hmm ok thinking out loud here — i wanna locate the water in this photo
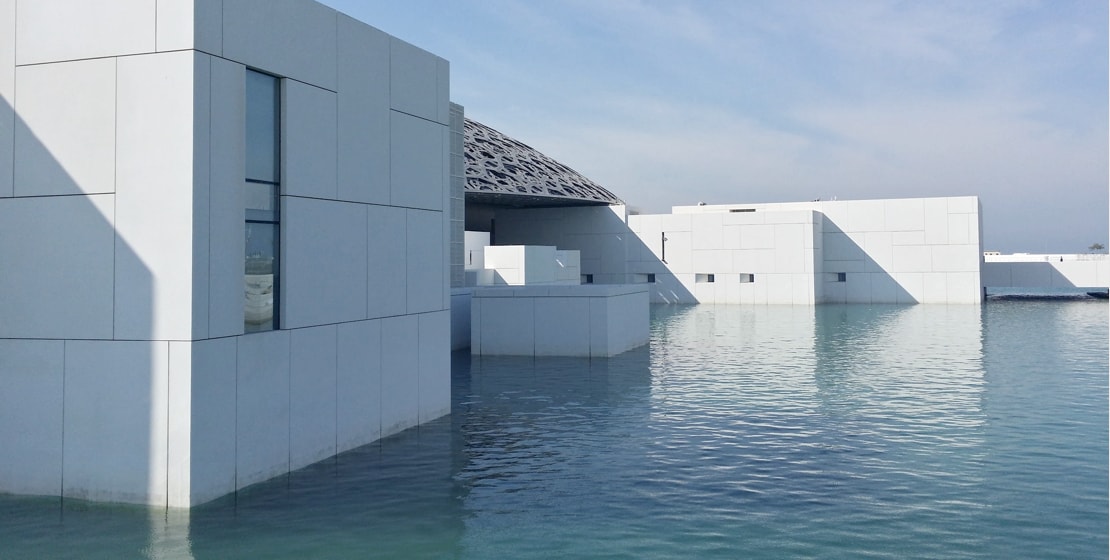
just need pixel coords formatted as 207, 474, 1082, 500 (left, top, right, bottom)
1, 301, 1106, 559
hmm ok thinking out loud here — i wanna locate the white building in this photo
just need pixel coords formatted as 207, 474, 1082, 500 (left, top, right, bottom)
487, 199, 983, 305
0, 0, 451, 508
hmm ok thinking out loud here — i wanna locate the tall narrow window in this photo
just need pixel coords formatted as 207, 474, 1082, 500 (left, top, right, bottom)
244, 70, 280, 333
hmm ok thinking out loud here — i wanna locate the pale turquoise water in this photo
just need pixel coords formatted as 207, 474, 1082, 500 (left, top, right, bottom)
1, 301, 1106, 559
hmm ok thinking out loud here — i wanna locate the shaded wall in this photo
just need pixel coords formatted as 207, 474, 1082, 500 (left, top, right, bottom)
0, 0, 451, 508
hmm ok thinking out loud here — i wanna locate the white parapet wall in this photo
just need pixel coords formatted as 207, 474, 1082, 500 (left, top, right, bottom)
982, 253, 1110, 290
471, 284, 649, 357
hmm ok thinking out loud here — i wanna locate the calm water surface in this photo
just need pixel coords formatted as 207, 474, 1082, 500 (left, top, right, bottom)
1, 302, 1106, 559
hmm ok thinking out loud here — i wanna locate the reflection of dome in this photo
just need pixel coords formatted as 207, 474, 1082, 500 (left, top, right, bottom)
464, 118, 623, 207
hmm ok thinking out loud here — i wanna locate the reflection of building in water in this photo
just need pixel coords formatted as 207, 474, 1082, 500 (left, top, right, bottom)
0, 0, 452, 508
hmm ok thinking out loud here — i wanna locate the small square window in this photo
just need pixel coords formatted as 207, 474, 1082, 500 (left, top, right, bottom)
837, 272, 846, 282
583, 274, 594, 284
647, 273, 656, 283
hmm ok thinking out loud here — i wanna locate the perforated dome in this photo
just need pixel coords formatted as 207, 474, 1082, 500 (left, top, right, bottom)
464, 118, 623, 207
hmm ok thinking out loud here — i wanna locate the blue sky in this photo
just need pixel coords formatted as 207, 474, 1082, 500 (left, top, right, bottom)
321, 0, 1107, 253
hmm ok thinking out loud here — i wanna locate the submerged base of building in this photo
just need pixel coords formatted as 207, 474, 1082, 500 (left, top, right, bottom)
471, 284, 650, 357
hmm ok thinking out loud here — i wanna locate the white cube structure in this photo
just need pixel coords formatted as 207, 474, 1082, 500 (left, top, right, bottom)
493, 197, 983, 304
0, 0, 451, 508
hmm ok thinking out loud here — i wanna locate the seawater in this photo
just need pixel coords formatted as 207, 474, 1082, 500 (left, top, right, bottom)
1, 301, 1106, 559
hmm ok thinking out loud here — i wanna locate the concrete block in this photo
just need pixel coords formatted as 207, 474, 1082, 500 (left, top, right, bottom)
846, 199, 885, 232
0, 340, 64, 496
845, 271, 873, 303
693, 250, 732, 274
816, 200, 848, 230
390, 113, 445, 210
791, 273, 815, 304
892, 272, 923, 304
931, 244, 980, 273
115, 51, 200, 341
337, 319, 382, 451
367, 204, 408, 318
390, 37, 441, 122
884, 198, 925, 231
0, 0, 12, 198
524, 245, 558, 283
236, 330, 290, 490
156, 0, 222, 54
722, 211, 765, 226
864, 232, 893, 273
418, 310, 450, 422
283, 80, 337, 200
436, 57, 450, 125
16, 0, 154, 65
891, 244, 932, 273
15, 58, 116, 196
477, 297, 534, 355
64, 340, 168, 506
660, 213, 693, 231
740, 224, 775, 249
948, 213, 971, 244
222, 0, 337, 89
208, 57, 246, 337
765, 273, 794, 303
946, 272, 980, 303
947, 196, 979, 214
662, 230, 692, 271
823, 232, 864, 262
922, 272, 948, 303
184, 337, 236, 506
407, 209, 446, 313
923, 198, 949, 245
337, 14, 390, 204
892, 231, 926, 246
381, 315, 419, 437
534, 297, 591, 355
0, 194, 115, 339
283, 197, 368, 328
691, 213, 724, 249
290, 325, 338, 471
870, 273, 899, 303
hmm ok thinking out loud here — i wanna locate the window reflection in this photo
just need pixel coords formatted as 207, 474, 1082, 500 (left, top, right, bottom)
245, 222, 277, 332
245, 70, 280, 332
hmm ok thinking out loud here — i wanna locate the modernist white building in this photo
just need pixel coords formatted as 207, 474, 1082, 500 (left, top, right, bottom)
1, 0, 451, 508
459, 120, 984, 306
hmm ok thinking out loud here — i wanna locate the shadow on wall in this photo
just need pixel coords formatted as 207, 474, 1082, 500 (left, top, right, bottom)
0, 90, 161, 507
982, 260, 1104, 292
487, 205, 696, 303
821, 220, 917, 304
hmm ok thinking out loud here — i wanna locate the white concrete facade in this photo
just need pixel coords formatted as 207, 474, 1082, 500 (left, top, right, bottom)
471, 284, 650, 357
493, 197, 983, 304
0, 0, 450, 508
476, 245, 581, 286
982, 253, 1110, 290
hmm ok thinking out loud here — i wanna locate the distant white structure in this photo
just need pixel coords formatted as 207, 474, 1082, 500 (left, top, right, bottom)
982, 253, 1110, 290
490, 197, 985, 305
0, 0, 450, 508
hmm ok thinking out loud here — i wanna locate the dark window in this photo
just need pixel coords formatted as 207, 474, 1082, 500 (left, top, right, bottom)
647, 273, 656, 283
837, 272, 847, 282
245, 70, 280, 333
583, 274, 594, 284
